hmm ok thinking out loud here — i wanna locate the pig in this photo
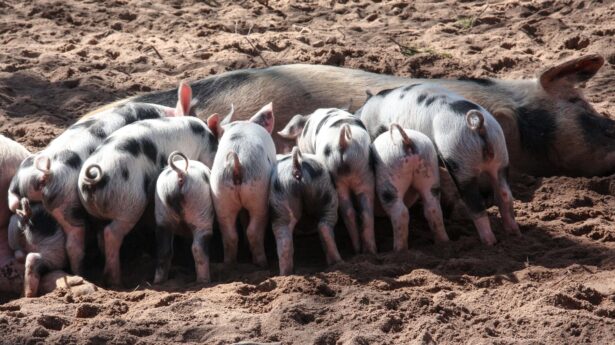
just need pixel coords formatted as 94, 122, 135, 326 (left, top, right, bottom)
269, 147, 341, 275
116, 55, 612, 177
8, 199, 66, 297
7, 82, 193, 277
77, 115, 219, 287
210, 103, 276, 267
153, 151, 214, 284
278, 108, 376, 254
371, 124, 449, 250
0, 135, 30, 266
358, 83, 519, 245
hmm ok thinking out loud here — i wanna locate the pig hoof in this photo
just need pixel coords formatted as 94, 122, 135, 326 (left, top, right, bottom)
24, 290, 37, 298
195, 277, 211, 284
481, 235, 497, 246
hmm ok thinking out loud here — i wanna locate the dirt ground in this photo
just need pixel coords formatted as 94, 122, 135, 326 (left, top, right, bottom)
1, 0, 615, 344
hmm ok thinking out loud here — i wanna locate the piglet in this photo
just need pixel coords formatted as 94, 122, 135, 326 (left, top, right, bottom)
7, 82, 193, 277
278, 108, 376, 254
210, 103, 276, 267
77, 114, 219, 287
154, 151, 214, 284
372, 124, 449, 250
8, 199, 66, 297
269, 147, 341, 275
359, 83, 520, 245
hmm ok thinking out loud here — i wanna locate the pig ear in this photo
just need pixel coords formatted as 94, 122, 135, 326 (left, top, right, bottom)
174, 81, 193, 116
206, 113, 221, 138
250, 102, 275, 133
539, 54, 604, 92
277, 114, 306, 139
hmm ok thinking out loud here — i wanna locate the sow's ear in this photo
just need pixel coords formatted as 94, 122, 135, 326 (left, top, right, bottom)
539, 54, 604, 93
277, 114, 307, 140
250, 102, 275, 134
174, 81, 193, 116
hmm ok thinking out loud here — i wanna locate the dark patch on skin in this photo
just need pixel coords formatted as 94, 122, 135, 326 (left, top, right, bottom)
336, 162, 352, 176
577, 111, 615, 149
376, 88, 394, 97
323, 144, 332, 157
450, 100, 480, 115
431, 186, 441, 198
120, 164, 129, 181
140, 138, 158, 163
134, 105, 164, 120
301, 160, 323, 179
268, 204, 280, 224
157, 154, 166, 168
380, 189, 396, 205
375, 125, 387, 138
166, 188, 184, 215
273, 179, 283, 193
515, 106, 557, 157
229, 133, 242, 141
315, 114, 332, 135
320, 190, 332, 206
87, 146, 97, 155
19, 204, 58, 238
417, 94, 428, 105
425, 96, 442, 107
88, 122, 107, 139
134, 71, 253, 110
53, 150, 82, 170
67, 205, 89, 227
328, 117, 367, 131
201, 171, 209, 184
458, 77, 495, 86
143, 175, 152, 195
207, 132, 218, 152
117, 138, 142, 156
459, 178, 487, 215
189, 120, 206, 136
138, 121, 154, 129
368, 146, 377, 172
403, 84, 420, 92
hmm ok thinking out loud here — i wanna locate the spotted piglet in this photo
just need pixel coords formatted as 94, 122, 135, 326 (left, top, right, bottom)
278, 108, 376, 254
7, 82, 193, 276
8, 199, 66, 297
372, 124, 449, 250
154, 151, 214, 284
269, 147, 341, 275
77, 114, 219, 287
359, 83, 520, 245
210, 103, 276, 267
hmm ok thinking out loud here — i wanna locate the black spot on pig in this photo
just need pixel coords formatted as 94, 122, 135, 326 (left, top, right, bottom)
117, 138, 142, 156
577, 112, 615, 149
368, 147, 377, 171
87, 146, 96, 155
140, 138, 158, 163
458, 179, 487, 215
450, 100, 480, 115
376, 88, 394, 97
425, 95, 443, 107
134, 105, 163, 120
166, 189, 184, 215
380, 188, 396, 205
189, 120, 206, 136
323, 144, 332, 157
88, 123, 107, 139
66, 205, 88, 227
157, 154, 166, 168
315, 115, 333, 135
337, 162, 352, 176
515, 106, 557, 157
143, 176, 152, 195
26, 204, 58, 238
229, 133, 242, 142
268, 204, 281, 224
273, 179, 283, 194
207, 132, 217, 151
320, 191, 332, 206
417, 94, 428, 105
54, 150, 82, 170
201, 171, 209, 184
134, 70, 254, 109
301, 160, 323, 179
375, 125, 387, 137
120, 164, 129, 181
431, 186, 441, 197
138, 121, 153, 129
329, 117, 366, 130
457, 77, 495, 86
403, 84, 420, 92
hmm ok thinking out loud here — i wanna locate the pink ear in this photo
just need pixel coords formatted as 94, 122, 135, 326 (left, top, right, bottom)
174, 82, 193, 116
206, 113, 220, 138
250, 102, 275, 134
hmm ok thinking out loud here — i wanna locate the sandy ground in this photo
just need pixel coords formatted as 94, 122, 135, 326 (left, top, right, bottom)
1, 0, 615, 344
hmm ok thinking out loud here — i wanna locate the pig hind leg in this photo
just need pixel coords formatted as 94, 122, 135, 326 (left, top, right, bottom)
488, 171, 520, 236
458, 179, 496, 246
214, 196, 241, 265
271, 215, 296, 276
103, 219, 138, 287
191, 229, 213, 283
355, 186, 376, 254
24, 253, 47, 297
418, 187, 449, 243
154, 224, 174, 284
244, 196, 269, 267
379, 183, 410, 252
52, 206, 86, 276
336, 184, 361, 254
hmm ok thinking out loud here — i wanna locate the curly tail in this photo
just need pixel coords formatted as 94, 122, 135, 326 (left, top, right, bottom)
389, 123, 415, 154
225, 151, 242, 185
465, 110, 494, 160
339, 124, 353, 153
82, 164, 103, 185
291, 146, 303, 181
168, 151, 189, 187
